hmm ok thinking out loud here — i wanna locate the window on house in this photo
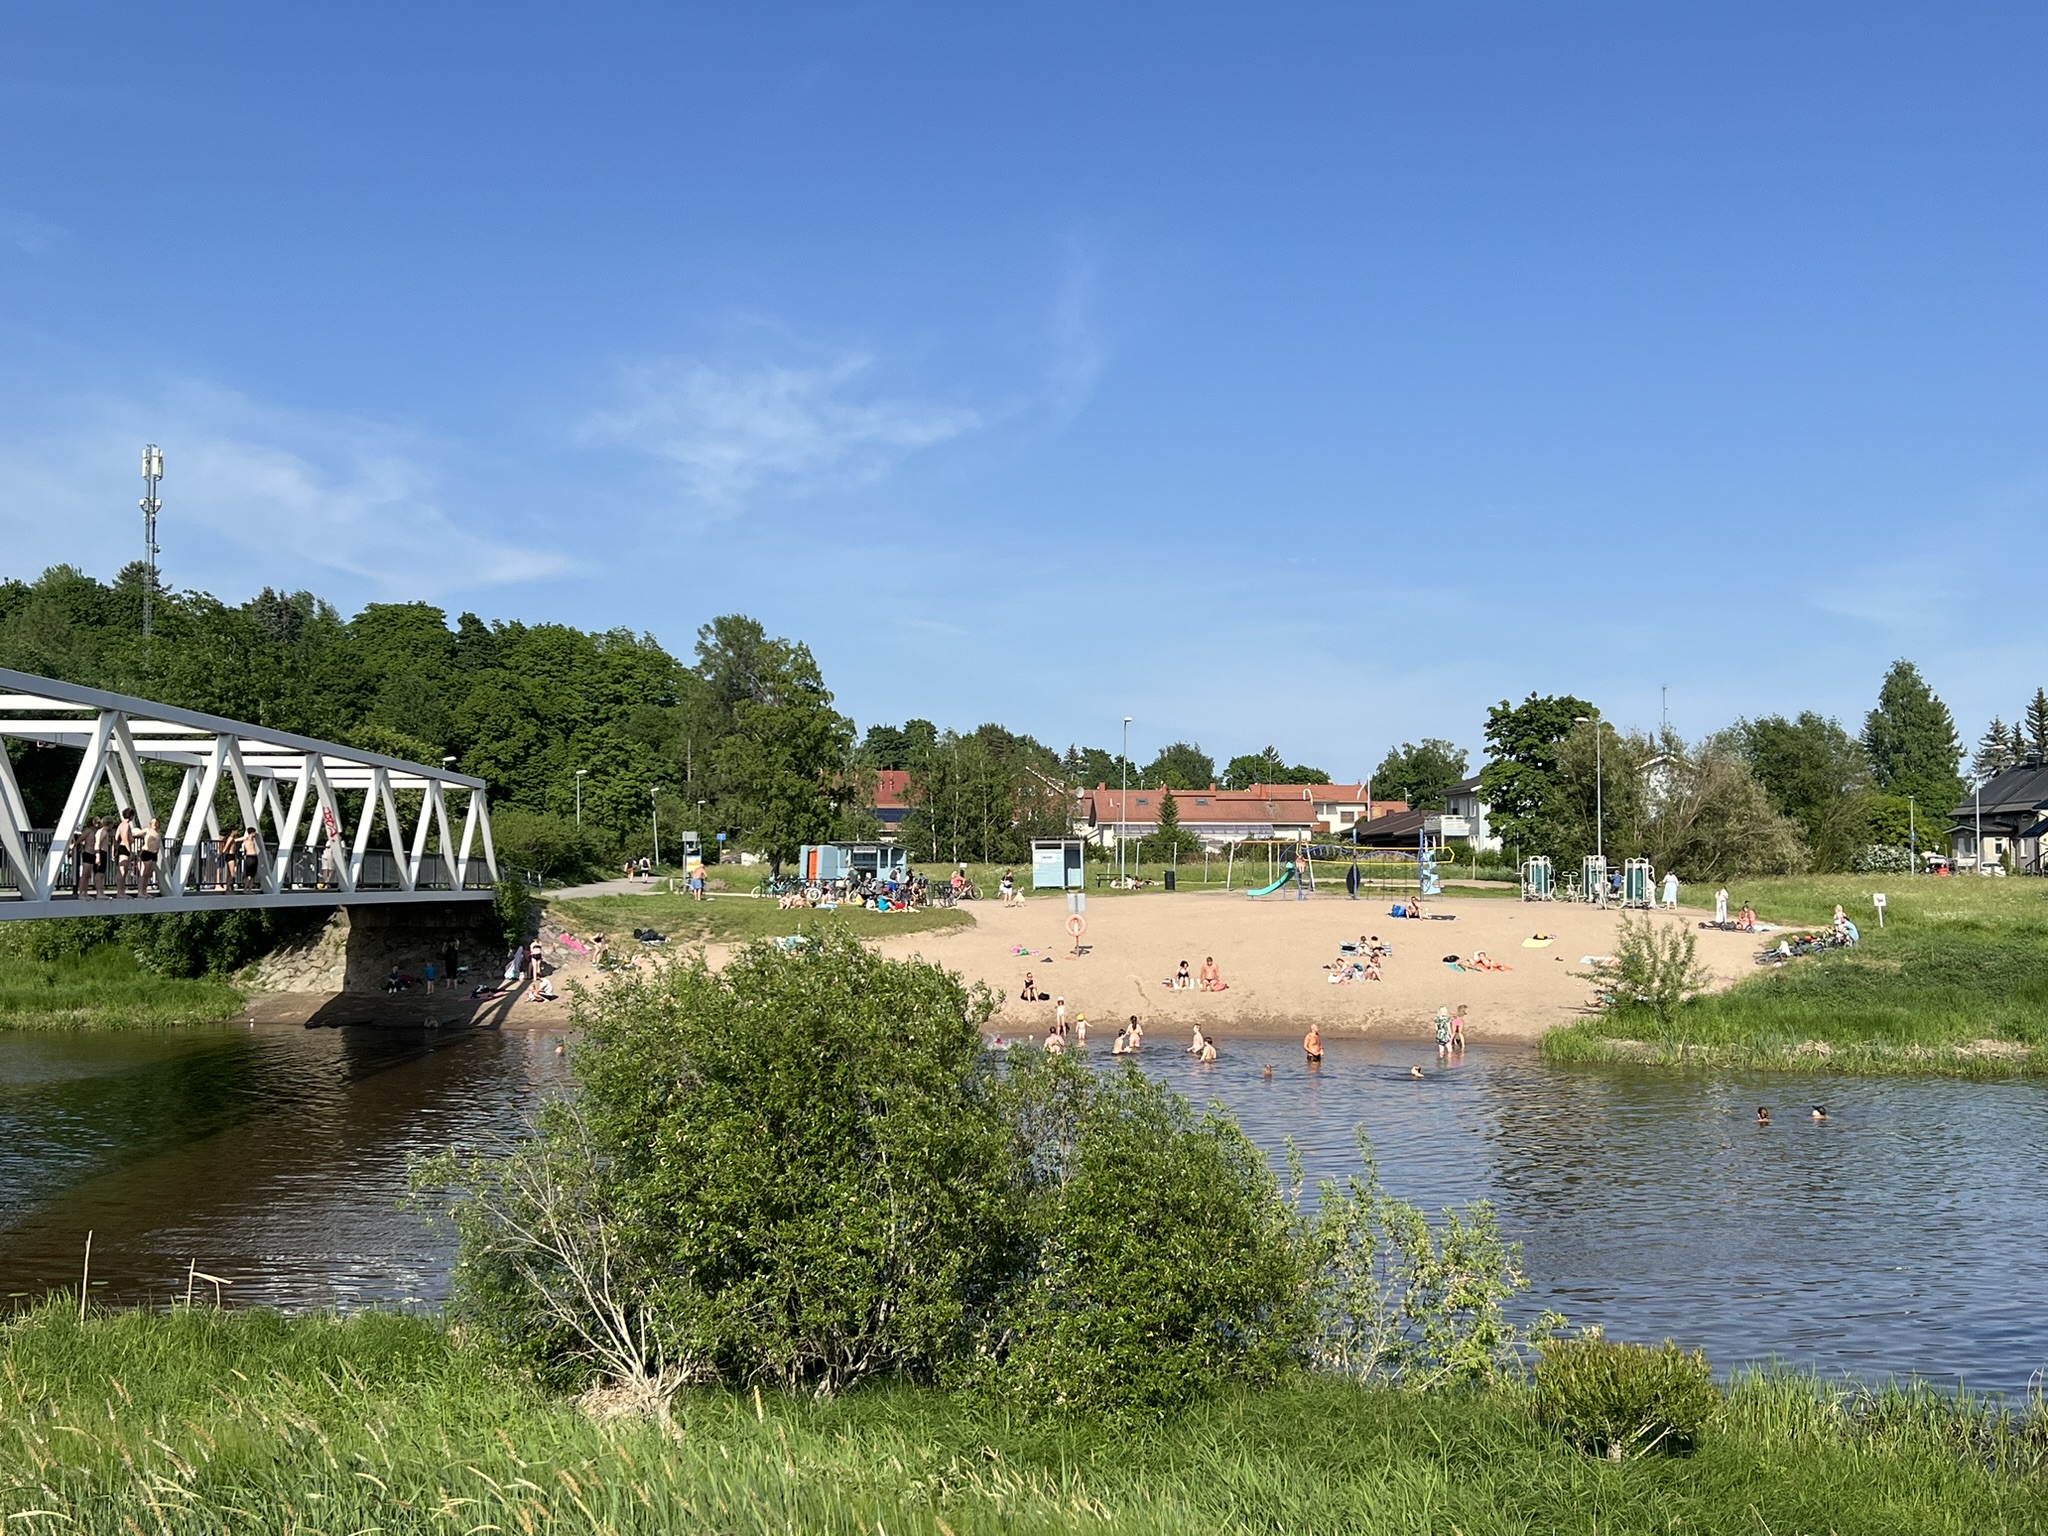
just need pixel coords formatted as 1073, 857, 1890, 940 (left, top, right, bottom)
1195, 798, 1208, 806
1137, 797, 1149, 806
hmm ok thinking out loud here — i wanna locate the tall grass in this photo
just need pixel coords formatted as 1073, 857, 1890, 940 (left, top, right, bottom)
1546, 874, 2048, 1074
1, 1303, 2041, 1533
0, 943, 243, 1031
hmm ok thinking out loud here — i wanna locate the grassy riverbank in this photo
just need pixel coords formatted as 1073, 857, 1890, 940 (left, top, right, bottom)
547, 891, 974, 946
0, 943, 243, 1030
1546, 876, 2048, 1075
1, 1306, 2042, 1534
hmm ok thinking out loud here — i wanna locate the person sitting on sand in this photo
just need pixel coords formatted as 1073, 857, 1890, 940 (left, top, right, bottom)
1175, 959, 1193, 991
1409, 896, 1427, 919
1021, 972, 1039, 1001
1736, 903, 1758, 931
1362, 956, 1382, 981
1303, 1023, 1323, 1063
1199, 956, 1223, 991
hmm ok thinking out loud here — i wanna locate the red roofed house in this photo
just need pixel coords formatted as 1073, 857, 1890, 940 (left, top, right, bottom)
872, 768, 913, 838
1078, 784, 1407, 851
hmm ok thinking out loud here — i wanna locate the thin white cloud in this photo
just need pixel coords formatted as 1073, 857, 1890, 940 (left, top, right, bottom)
1047, 241, 1106, 423
0, 207, 65, 255
578, 354, 980, 509
0, 379, 568, 598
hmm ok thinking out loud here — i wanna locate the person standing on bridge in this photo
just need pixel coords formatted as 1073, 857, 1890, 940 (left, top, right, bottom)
91, 817, 113, 899
242, 826, 263, 892
114, 809, 137, 897
139, 817, 163, 897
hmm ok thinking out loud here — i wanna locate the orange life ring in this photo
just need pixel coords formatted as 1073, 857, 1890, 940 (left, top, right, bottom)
1066, 913, 1087, 938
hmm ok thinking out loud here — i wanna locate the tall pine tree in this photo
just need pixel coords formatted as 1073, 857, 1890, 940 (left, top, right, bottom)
2025, 688, 2048, 763
1973, 718, 2020, 779
1862, 660, 1964, 808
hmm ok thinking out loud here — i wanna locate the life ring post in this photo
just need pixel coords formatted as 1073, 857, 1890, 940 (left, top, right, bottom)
1066, 911, 1087, 954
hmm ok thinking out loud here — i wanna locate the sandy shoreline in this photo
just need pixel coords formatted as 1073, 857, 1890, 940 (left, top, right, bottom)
242, 888, 1763, 1049
869, 889, 1760, 1047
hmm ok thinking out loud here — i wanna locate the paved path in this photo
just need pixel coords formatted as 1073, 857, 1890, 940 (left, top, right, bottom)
545, 877, 665, 900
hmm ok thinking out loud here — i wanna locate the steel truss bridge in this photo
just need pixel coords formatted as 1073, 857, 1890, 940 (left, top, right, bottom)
0, 667, 498, 919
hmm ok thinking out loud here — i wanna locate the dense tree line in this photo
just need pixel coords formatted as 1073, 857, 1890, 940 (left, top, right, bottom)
0, 566, 862, 877
1474, 660, 1977, 878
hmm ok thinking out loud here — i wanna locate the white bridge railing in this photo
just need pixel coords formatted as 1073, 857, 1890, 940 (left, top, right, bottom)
0, 666, 498, 919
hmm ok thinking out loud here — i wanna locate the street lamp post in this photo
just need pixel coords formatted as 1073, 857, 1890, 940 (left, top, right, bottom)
1908, 795, 1916, 872
650, 786, 661, 871
1573, 715, 1603, 864
1975, 777, 1983, 873
1120, 716, 1133, 886
574, 769, 587, 830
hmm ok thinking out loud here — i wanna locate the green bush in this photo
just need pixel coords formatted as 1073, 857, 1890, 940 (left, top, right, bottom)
1580, 914, 1711, 1025
1536, 1335, 1718, 1458
491, 804, 611, 883
430, 932, 1017, 1399
986, 1056, 1304, 1415
492, 876, 531, 948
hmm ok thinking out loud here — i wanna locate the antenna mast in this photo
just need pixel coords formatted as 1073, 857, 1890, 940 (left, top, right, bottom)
140, 445, 164, 640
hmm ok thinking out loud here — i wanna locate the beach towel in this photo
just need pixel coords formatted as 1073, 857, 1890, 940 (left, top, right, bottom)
1521, 935, 1554, 949
1580, 955, 1612, 966
558, 934, 590, 955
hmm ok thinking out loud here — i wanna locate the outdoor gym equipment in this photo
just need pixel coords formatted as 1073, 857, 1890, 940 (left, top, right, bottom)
1521, 856, 1554, 901
1581, 854, 1608, 904
1622, 857, 1654, 909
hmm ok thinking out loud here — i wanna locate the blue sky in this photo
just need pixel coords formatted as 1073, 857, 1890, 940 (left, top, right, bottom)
3, 4, 2043, 774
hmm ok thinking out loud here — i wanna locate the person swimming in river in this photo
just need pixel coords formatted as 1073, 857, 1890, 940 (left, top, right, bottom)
1126, 1014, 1144, 1050
1198, 1037, 1218, 1064
1303, 1023, 1323, 1063
1187, 1025, 1208, 1056
1409, 1064, 1425, 1079
1811, 1104, 1828, 1121
1757, 1106, 1771, 1125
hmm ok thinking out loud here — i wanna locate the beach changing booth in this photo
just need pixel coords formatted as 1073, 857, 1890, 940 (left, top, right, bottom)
798, 842, 908, 884
1031, 837, 1086, 890
1622, 858, 1654, 908
1521, 856, 1554, 901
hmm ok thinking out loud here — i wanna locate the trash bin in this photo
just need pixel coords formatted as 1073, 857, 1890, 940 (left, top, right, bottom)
1164, 869, 1177, 891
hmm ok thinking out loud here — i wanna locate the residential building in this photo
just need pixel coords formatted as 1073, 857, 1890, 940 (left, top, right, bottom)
1077, 784, 1408, 850
1949, 762, 2048, 874
872, 769, 912, 838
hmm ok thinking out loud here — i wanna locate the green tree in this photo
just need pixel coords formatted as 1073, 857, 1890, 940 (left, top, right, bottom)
1634, 730, 1808, 881
1371, 739, 1468, 812
712, 640, 853, 872
1972, 718, 2022, 779
1733, 713, 1871, 871
1143, 785, 1201, 863
1222, 747, 1325, 789
1478, 693, 1595, 856
1062, 743, 1135, 788
1141, 741, 1217, 789
2026, 688, 2048, 762
1861, 660, 1963, 811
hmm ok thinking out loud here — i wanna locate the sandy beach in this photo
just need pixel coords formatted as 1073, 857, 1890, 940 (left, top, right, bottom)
243, 888, 1765, 1047
867, 889, 1762, 1045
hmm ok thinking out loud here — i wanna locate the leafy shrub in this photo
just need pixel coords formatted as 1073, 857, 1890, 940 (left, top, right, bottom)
491, 805, 611, 883
986, 1057, 1304, 1415
1579, 915, 1710, 1024
1295, 1135, 1553, 1388
429, 933, 1017, 1399
1854, 842, 1914, 873
1536, 1335, 1718, 1458
492, 877, 531, 949
0, 908, 324, 978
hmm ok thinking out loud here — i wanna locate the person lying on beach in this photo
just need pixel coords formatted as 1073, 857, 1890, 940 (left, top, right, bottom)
1468, 951, 1510, 972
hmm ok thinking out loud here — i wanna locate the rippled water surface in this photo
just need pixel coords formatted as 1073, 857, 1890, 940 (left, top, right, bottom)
3, 1023, 2045, 1393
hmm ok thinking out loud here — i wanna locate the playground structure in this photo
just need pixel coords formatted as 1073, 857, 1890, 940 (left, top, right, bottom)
1229, 838, 1314, 897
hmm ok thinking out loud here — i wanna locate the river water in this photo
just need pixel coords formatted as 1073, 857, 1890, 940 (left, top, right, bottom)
2, 1022, 2045, 1395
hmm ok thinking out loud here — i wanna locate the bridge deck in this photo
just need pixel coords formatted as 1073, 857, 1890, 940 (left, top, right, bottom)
0, 667, 498, 919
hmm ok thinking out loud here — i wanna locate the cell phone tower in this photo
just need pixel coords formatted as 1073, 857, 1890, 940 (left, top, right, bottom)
140, 444, 164, 640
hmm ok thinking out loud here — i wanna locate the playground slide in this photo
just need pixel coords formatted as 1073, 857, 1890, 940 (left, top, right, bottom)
1245, 864, 1298, 898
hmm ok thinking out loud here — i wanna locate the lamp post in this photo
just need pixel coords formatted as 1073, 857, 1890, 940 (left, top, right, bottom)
1573, 715, 1603, 863
1908, 795, 1916, 872
650, 786, 661, 871
139, 445, 163, 644
1120, 716, 1133, 886
574, 769, 587, 829
1974, 777, 1983, 874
